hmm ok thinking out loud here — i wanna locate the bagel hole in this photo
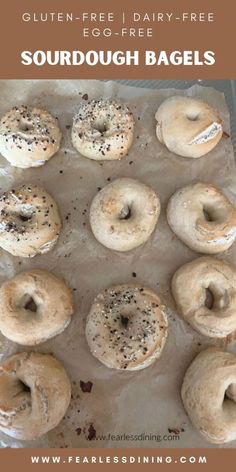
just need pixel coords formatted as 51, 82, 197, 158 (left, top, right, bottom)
119, 205, 131, 220
19, 119, 33, 132
187, 113, 199, 121
16, 205, 35, 223
203, 208, 214, 222
224, 384, 236, 403
20, 294, 38, 313
18, 379, 31, 394
24, 297, 37, 313
93, 120, 107, 134
18, 213, 32, 222
120, 315, 129, 328
205, 288, 214, 310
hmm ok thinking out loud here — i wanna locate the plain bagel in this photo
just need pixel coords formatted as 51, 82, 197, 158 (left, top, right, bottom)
167, 182, 236, 254
181, 348, 236, 444
71, 98, 135, 160
0, 269, 74, 345
0, 351, 71, 440
155, 96, 223, 158
0, 105, 62, 168
0, 184, 61, 257
86, 284, 168, 371
89, 178, 160, 252
172, 256, 236, 338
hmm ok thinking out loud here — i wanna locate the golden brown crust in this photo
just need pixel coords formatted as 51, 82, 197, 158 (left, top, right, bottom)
181, 348, 236, 444
155, 96, 223, 158
90, 178, 160, 252
167, 182, 236, 254
0, 105, 61, 168
0, 352, 71, 440
86, 284, 168, 371
0, 185, 62, 257
172, 256, 236, 338
0, 269, 74, 345
72, 99, 134, 160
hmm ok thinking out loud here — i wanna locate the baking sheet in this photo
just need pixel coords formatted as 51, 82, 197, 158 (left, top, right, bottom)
0, 79, 236, 449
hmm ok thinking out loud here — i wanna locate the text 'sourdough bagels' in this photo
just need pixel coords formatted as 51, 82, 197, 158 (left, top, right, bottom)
172, 256, 236, 338
0, 105, 62, 168
0, 352, 71, 440
86, 284, 168, 370
167, 182, 236, 254
155, 96, 223, 158
0, 184, 61, 257
72, 98, 135, 160
0, 269, 74, 345
89, 178, 161, 251
181, 348, 236, 444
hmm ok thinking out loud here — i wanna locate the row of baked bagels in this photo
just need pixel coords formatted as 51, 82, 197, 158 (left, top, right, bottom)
0, 264, 236, 444
2, 347, 234, 445
0, 178, 236, 257
0, 252, 235, 348
0, 95, 224, 169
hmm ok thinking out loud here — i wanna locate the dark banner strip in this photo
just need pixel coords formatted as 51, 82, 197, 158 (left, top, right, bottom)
0, 0, 235, 78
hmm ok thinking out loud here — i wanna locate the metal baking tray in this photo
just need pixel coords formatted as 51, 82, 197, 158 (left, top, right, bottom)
114, 80, 236, 155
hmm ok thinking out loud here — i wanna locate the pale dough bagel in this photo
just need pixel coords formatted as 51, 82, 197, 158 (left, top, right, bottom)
0, 352, 71, 440
172, 257, 236, 338
71, 99, 135, 160
86, 284, 168, 371
0, 184, 61, 257
155, 96, 223, 158
181, 348, 236, 444
167, 182, 236, 254
0, 269, 74, 345
89, 178, 160, 252
0, 105, 62, 168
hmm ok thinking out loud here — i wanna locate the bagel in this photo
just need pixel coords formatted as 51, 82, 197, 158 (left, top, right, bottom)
172, 256, 236, 338
0, 105, 62, 168
0, 184, 61, 257
0, 351, 71, 440
0, 269, 74, 345
155, 96, 223, 158
167, 182, 236, 254
85, 284, 168, 371
181, 348, 236, 444
89, 178, 160, 252
71, 99, 135, 160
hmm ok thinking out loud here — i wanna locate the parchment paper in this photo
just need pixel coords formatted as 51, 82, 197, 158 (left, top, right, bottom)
0, 80, 236, 449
